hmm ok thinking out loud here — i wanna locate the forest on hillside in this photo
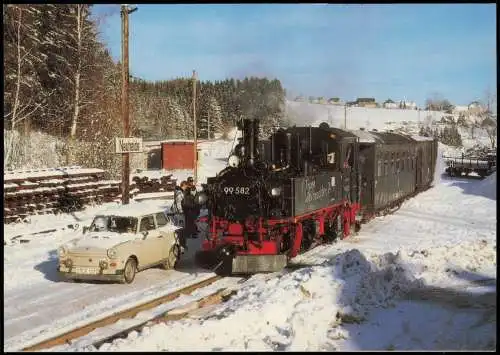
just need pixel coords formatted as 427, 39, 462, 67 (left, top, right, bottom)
3, 4, 287, 172
130, 77, 286, 141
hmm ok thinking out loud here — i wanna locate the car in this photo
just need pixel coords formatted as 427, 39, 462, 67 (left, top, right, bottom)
57, 203, 182, 284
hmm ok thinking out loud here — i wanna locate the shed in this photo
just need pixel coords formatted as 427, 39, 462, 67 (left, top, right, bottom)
161, 140, 207, 170
161, 140, 196, 170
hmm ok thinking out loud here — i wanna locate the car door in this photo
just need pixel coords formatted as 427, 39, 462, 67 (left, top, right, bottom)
154, 212, 177, 259
138, 214, 164, 267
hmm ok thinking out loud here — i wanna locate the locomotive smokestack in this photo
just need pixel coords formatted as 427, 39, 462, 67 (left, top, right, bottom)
242, 118, 259, 166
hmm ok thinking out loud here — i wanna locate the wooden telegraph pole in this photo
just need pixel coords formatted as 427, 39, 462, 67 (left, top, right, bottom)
192, 70, 198, 184
120, 4, 137, 205
344, 103, 347, 129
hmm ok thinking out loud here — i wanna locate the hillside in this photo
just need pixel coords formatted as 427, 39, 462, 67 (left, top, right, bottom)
285, 100, 492, 154
285, 100, 445, 130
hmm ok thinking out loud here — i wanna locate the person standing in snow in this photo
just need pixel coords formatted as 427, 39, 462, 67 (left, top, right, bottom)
181, 181, 199, 239
171, 181, 187, 250
186, 176, 201, 233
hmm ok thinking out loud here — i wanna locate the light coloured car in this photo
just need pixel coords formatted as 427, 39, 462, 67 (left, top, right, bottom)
57, 204, 181, 284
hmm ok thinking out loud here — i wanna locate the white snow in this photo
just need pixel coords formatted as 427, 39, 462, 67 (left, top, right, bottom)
3, 116, 496, 351
285, 100, 445, 130
4, 166, 105, 182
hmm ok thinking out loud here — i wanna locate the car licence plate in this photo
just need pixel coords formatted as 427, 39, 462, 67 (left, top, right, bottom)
73, 267, 98, 274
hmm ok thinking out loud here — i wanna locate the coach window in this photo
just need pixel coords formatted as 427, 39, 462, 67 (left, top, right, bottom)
377, 159, 382, 177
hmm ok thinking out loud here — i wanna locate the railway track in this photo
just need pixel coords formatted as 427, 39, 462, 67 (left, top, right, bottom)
22, 275, 228, 351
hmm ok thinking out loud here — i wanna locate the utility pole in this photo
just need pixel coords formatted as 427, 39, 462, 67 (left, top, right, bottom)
192, 70, 198, 184
344, 104, 347, 129
120, 4, 137, 205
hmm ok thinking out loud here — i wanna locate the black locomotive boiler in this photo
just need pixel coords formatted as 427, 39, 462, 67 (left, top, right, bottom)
195, 119, 437, 275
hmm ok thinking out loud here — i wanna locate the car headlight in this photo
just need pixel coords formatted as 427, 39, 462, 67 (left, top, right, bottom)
107, 248, 117, 258
58, 246, 68, 258
271, 187, 282, 197
228, 155, 240, 168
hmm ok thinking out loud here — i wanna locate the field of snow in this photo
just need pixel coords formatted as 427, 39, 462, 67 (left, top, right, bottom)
285, 100, 446, 131
3, 124, 496, 351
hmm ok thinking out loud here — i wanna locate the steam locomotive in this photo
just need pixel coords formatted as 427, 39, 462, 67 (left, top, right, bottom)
195, 118, 437, 275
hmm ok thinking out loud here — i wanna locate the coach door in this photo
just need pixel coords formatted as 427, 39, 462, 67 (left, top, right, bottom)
341, 140, 359, 204
416, 145, 423, 188
358, 144, 374, 210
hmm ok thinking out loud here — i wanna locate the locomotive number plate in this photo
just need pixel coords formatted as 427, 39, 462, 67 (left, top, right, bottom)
223, 186, 251, 195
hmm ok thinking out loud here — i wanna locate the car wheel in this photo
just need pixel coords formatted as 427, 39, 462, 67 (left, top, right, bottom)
163, 245, 179, 270
122, 258, 137, 284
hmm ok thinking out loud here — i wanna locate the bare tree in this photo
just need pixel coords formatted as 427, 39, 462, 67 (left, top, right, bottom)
480, 115, 496, 149
425, 92, 454, 112
3, 5, 53, 168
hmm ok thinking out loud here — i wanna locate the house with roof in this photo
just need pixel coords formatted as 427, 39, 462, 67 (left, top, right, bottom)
452, 105, 469, 114
327, 97, 344, 105
383, 99, 399, 109
355, 97, 378, 108
468, 101, 485, 114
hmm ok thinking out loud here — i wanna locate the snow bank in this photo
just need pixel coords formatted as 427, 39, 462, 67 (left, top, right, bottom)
80, 236, 495, 352
476, 172, 497, 200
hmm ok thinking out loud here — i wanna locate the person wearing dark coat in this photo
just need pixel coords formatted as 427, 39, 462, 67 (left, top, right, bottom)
181, 182, 198, 239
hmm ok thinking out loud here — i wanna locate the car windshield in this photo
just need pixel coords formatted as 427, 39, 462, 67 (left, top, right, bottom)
90, 216, 138, 234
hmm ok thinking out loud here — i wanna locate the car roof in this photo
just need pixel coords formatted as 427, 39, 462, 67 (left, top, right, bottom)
96, 201, 172, 218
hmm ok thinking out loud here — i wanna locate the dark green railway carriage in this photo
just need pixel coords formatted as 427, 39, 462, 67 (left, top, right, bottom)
412, 135, 438, 191
352, 129, 437, 217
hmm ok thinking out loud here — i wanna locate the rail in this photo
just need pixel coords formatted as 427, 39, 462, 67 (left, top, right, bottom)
21, 275, 223, 351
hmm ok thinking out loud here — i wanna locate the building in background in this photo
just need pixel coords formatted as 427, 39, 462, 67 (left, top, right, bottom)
383, 99, 399, 109
355, 97, 378, 108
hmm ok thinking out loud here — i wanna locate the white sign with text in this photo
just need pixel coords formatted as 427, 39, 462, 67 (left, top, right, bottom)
115, 137, 143, 153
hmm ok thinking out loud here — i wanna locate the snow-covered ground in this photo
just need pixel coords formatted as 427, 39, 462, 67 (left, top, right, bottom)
4, 123, 496, 351
285, 100, 445, 130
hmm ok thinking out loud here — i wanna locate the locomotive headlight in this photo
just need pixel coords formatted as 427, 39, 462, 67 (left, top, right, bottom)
196, 191, 208, 205
228, 155, 240, 168
271, 187, 282, 197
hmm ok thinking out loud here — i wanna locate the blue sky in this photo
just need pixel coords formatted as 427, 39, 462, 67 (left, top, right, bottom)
93, 4, 496, 107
